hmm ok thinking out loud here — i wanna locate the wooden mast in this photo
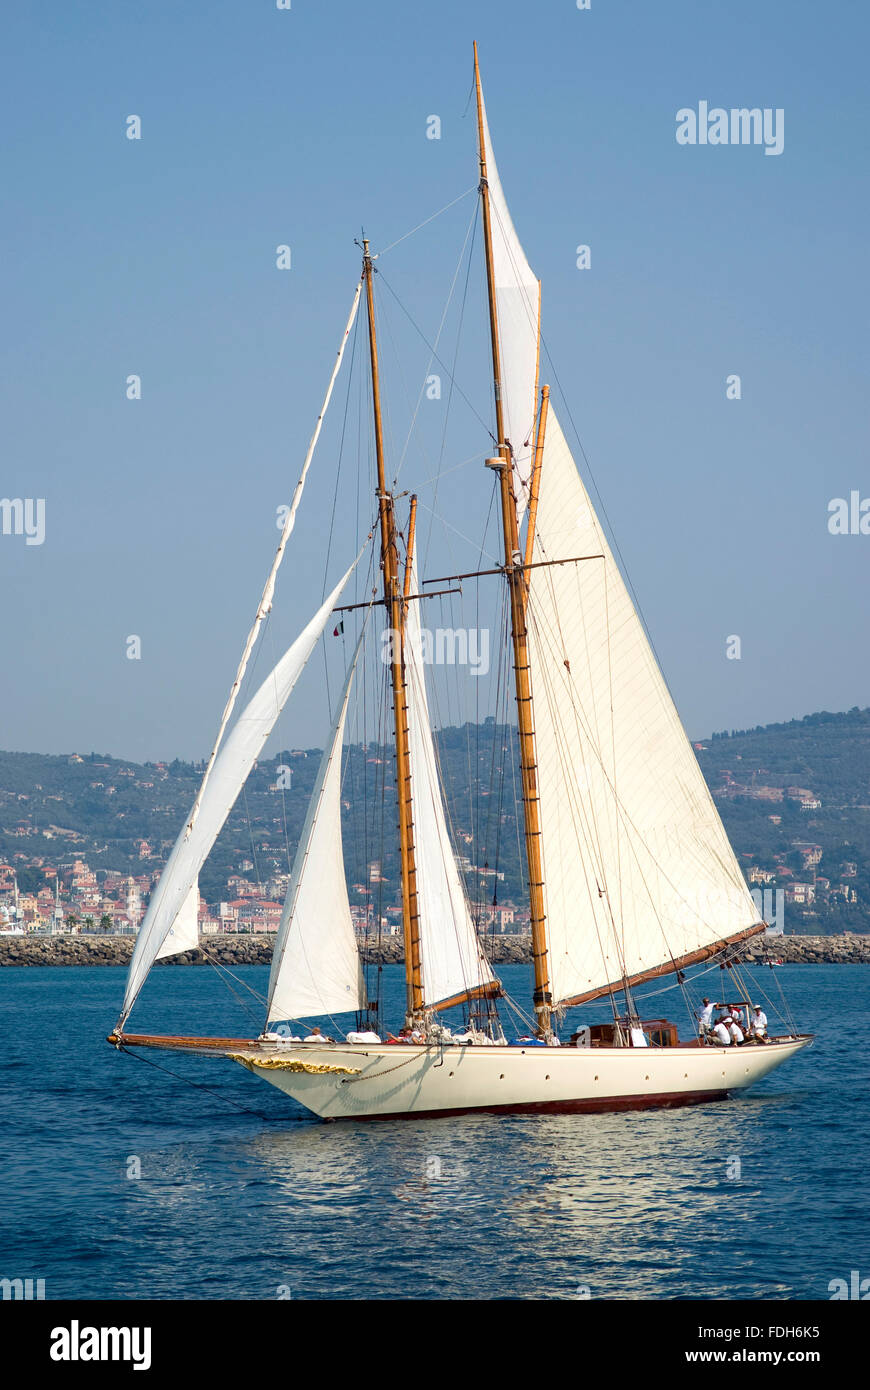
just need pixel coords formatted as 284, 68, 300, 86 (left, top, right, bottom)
362, 242, 423, 1018
473, 44, 553, 1038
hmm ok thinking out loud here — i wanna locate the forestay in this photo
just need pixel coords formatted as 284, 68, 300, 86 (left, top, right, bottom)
525, 407, 762, 1005
118, 564, 357, 1026
404, 558, 497, 1007
266, 641, 366, 1023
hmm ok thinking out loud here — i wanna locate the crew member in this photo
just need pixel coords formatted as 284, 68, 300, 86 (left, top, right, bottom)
727, 1016, 745, 1045
749, 1005, 768, 1041
303, 1024, 334, 1043
698, 997, 715, 1033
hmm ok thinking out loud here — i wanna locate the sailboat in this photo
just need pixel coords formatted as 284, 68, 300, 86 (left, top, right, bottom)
108, 47, 811, 1120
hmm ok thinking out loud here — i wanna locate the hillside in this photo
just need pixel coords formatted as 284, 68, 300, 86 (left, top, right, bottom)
2, 706, 869, 933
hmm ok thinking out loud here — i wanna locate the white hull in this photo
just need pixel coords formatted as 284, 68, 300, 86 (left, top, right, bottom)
230, 1035, 811, 1121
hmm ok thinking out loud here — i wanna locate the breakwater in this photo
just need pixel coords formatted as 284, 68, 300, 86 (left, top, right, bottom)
1, 932, 868, 968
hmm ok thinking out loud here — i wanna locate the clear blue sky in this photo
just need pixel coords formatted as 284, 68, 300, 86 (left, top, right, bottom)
2, 0, 867, 760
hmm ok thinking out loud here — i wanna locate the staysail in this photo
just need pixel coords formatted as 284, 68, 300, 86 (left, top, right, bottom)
525, 408, 762, 1005
118, 563, 358, 1026
266, 640, 366, 1023
404, 558, 498, 1008
478, 84, 540, 522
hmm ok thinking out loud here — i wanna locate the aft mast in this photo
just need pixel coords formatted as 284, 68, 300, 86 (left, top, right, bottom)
473, 44, 552, 1038
362, 241, 424, 1021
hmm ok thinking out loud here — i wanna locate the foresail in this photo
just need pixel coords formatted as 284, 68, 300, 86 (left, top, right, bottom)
154, 877, 199, 960
266, 644, 365, 1023
119, 563, 357, 1026
525, 408, 762, 1006
404, 559, 497, 1008
478, 88, 540, 521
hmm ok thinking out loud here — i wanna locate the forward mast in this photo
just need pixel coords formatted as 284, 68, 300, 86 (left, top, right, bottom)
362, 242, 424, 1021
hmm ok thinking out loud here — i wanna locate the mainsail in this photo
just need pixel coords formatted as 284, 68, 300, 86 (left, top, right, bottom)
118, 563, 357, 1026
525, 409, 762, 1005
266, 641, 366, 1024
404, 558, 498, 1008
477, 60, 761, 1008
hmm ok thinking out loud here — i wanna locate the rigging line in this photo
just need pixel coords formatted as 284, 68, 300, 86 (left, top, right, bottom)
200, 956, 268, 1031
263, 603, 294, 884
395, 199, 479, 486
524, 595, 631, 1003
372, 186, 477, 259
199, 943, 269, 1008
116, 1043, 272, 1122
484, 181, 679, 708
338, 1050, 427, 1084
185, 280, 362, 840
485, 196, 541, 453
526, 565, 748, 948
423, 207, 480, 569
375, 270, 426, 490
414, 494, 502, 568
240, 773, 264, 898
322, 291, 362, 601
407, 603, 495, 1000
499, 988, 539, 1036
479, 595, 510, 940
485, 184, 699, 741
321, 294, 363, 717
415, 450, 491, 492
267, 619, 373, 1024
491, 599, 515, 947
537, 332, 678, 699
375, 269, 495, 441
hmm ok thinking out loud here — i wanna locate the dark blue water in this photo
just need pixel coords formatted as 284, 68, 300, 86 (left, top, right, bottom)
1, 962, 866, 1300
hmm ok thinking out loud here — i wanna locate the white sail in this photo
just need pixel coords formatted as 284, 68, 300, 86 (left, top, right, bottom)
154, 878, 199, 960
525, 408, 761, 1005
119, 563, 357, 1025
404, 559, 497, 1007
479, 88, 540, 521
266, 644, 365, 1023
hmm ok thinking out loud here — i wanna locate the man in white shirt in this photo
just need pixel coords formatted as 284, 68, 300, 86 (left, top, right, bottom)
303, 1025, 334, 1044
727, 1017, 745, 1045
749, 1006, 768, 1041
698, 998, 715, 1033
711, 1020, 732, 1046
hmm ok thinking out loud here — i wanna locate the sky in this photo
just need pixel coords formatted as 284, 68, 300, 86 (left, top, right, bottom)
2, 0, 868, 761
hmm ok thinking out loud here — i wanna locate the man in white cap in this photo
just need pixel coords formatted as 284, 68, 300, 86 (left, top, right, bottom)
727, 1014, 745, 1045
749, 1005, 769, 1042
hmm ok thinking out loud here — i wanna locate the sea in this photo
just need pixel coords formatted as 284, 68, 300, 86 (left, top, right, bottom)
1, 961, 867, 1301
